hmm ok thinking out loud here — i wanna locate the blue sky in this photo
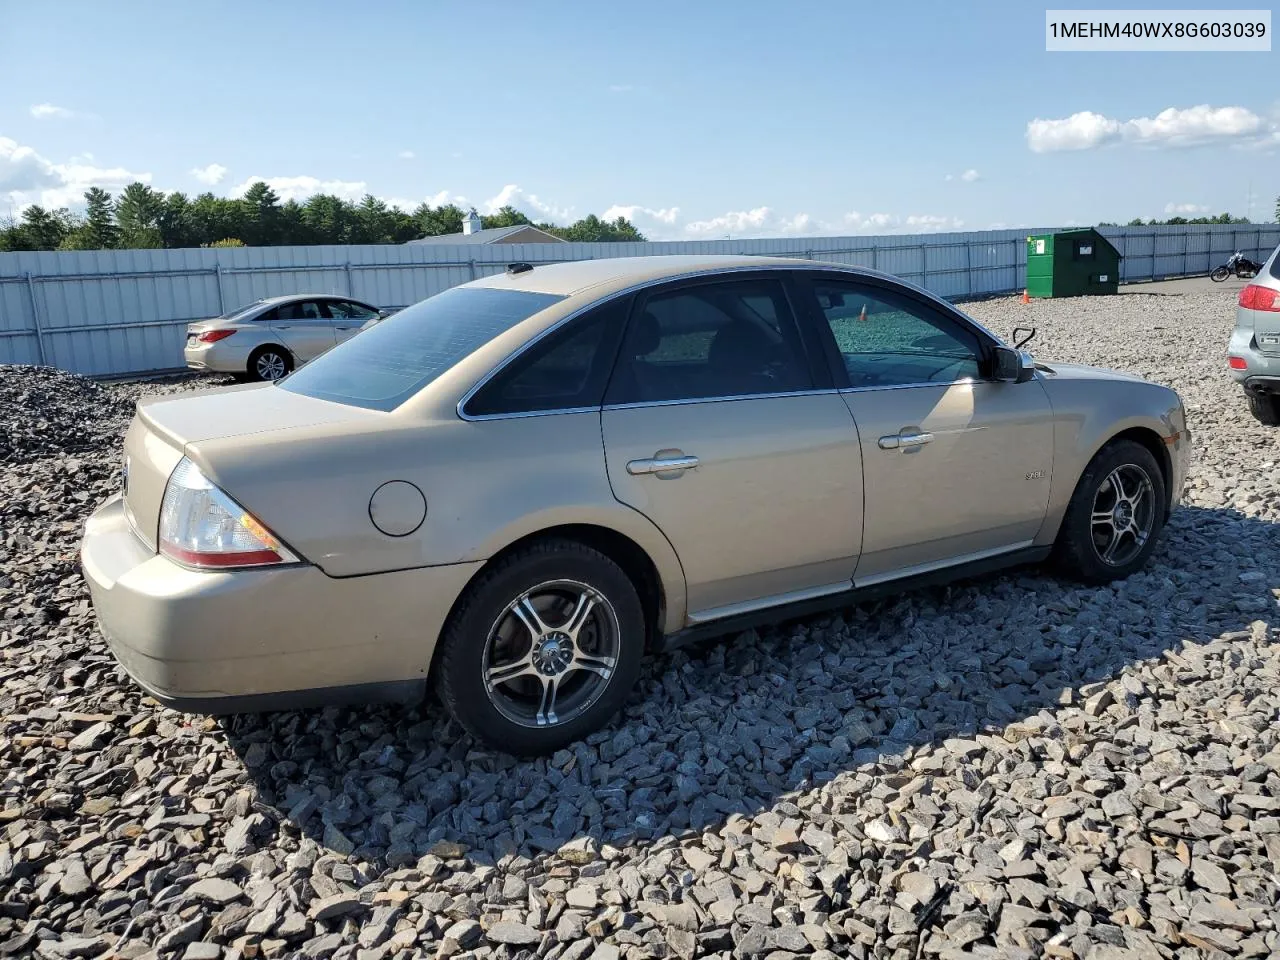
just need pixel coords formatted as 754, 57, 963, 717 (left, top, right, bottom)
1, 0, 1277, 238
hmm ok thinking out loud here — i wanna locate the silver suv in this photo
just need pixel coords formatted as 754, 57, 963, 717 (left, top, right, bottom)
1229, 242, 1280, 425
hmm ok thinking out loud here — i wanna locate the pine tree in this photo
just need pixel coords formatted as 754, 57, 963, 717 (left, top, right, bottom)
83, 187, 118, 249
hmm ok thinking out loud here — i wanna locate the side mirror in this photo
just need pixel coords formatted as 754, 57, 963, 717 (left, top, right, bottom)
992, 346, 1035, 383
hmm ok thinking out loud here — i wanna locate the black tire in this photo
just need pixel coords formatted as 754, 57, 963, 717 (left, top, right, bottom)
1210, 266, 1230, 282
435, 539, 645, 755
247, 346, 293, 382
1247, 392, 1280, 426
1054, 439, 1167, 584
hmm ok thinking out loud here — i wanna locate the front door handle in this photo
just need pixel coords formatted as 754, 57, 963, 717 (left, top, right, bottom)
627, 454, 699, 476
879, 431, 934, 450
899, 431, 933, 447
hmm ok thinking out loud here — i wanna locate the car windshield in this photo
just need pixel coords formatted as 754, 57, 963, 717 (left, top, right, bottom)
278, 287, 565, 411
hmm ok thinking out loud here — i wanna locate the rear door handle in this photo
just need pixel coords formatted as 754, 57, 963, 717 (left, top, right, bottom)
879, 431, 933, 450
627, 455, 699, 476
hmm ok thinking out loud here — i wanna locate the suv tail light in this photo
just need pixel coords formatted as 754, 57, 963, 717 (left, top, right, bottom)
158, 458, 298, 568
196, 329, 237, 343
1238, 284, 1280, 311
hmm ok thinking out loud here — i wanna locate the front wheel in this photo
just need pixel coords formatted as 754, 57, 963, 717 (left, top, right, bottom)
1210, 266, 1230, 282
1054, 439, 1167, 584
1247, 392, 1280, 426
435, 540, 646, 755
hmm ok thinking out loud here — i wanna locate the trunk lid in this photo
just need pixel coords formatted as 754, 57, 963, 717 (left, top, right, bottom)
122, 384, 384, 552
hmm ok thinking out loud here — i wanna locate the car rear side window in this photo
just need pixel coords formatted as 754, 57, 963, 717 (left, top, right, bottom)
809, 280, 983, 388
279, 287, 565, 411
464, 297, 627, 417
604, 279, 813, 405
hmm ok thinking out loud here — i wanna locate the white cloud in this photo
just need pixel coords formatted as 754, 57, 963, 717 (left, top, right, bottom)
602, 203, 680, 226
1027, 104, 1273, 152
1, 136, 151, 211
29, 103, 74, 120
1164, 202, 1210, 215
484, 183, 573, 223
1127, 105, 1261, 145
1026, 111, 1123, 152
229, 175, 367, 203
397, 150, 415, 159
960, 168, 981, 182
190, 163, 227, 185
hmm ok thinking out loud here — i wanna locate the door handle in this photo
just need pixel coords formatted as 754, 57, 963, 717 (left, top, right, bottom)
334, 326, 352, 331
627, 455, 699, 476
899, 431, 933, 447
879, 431, 933, 450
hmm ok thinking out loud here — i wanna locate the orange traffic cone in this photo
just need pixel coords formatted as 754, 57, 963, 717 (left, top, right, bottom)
857, 304, 868, 322
1022, 289, 1030, 304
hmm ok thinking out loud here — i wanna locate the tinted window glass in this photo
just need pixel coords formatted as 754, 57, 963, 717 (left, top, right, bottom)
330, 300, 379, 320
218, 301, 267, 321
280, 287, 564, 411
466, 298, 626, 416
277, 300, 325, 321
812, 282, 982, 388
605, 280, 811, 405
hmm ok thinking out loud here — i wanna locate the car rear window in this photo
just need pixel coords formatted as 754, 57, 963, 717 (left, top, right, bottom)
278, 287, 564, 411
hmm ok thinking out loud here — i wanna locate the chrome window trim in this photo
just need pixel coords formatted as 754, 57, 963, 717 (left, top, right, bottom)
456, 261, 1002, 422
839, 377, 981, 395
603, 388, 840, 412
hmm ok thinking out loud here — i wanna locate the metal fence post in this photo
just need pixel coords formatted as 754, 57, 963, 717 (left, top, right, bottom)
468, 258, 477, 280
344, 262, 354, 295
214, 263, 226, 314
24, 272, 47, 366
964, 240, 973, 297
1181, 230, 1189, 277
919, 243, 928, 290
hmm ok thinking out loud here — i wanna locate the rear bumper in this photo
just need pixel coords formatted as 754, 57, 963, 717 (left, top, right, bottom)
81, 494, 482, 713
1228, 328, 1280, 387
184, 341, 250, 374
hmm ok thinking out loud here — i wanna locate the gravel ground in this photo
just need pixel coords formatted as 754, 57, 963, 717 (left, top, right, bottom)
2, 285, 1278, 960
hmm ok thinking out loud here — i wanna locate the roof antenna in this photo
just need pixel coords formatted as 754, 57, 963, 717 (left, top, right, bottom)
506, 262, 533, 275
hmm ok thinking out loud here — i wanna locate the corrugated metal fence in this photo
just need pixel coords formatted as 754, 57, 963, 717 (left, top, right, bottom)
1, 223, 1276, 377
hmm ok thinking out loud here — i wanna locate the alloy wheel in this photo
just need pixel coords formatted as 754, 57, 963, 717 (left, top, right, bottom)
1089, 463, 1156, 567
256, 352, 288, 381
481, 579, 620, 728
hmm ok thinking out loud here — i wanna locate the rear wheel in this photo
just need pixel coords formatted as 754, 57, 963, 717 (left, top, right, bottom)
435, 540, 645, 755
248, 346, 292, 382
1210, 266, 1230, 282
1247, 392, 1280, 426
1054, 439, 1166, 584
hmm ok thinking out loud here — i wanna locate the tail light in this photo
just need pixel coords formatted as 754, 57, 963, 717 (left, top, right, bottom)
1229, 356, 1248, 370
196, 329, 237, 343
1238, 285, 1280, 312
158, 458, 298, 569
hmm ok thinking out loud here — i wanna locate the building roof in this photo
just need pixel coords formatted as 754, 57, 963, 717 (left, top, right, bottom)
404, 224, 566, 246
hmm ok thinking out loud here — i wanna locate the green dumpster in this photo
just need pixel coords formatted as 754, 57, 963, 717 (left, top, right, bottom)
1026, 228, 1121, 298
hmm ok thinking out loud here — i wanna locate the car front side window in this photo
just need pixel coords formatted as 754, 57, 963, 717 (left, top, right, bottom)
809, 280, 983, 389
604, 279, 813, 405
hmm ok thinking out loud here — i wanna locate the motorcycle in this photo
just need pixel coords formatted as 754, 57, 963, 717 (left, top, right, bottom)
1211, 251, 1263, 282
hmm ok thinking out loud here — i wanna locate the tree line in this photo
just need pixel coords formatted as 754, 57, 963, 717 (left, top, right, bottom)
0, 181, 647, 252
1098, 211, 1259, 227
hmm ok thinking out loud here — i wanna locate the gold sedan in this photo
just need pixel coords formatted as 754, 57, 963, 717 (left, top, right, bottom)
81, 256, 1190, 755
